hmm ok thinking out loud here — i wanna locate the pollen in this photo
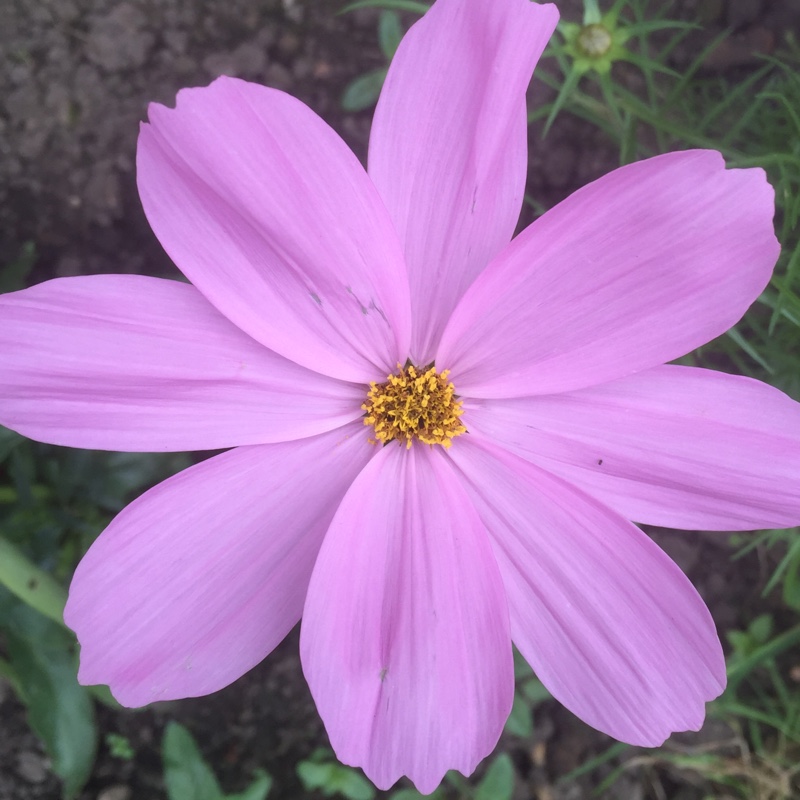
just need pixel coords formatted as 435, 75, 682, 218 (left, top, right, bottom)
362, 364, 467, 449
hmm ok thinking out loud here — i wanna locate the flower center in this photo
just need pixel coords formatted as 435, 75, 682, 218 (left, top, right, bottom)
362, 364, 467, 449
576, 23, 613, 58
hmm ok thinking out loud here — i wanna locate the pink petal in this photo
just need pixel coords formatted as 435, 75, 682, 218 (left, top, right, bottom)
0, 276, 363, 451
438, 151, 780, 397
448, 437, 726, 746
466, 365, 800, 531
137, 76, 411, 383
300, 444, 513, 793
369, 0, 558, 363
64, 423, 373, 706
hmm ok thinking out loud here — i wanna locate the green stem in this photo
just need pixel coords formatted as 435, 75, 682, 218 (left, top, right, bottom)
726, 623, 800, 687
0, 535, 69, 627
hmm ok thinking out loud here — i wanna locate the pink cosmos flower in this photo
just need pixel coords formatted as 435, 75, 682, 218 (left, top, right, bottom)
2, 0, 799, 791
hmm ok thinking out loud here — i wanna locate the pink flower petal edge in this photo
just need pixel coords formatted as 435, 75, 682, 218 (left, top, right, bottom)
438, 150, 780, 397
0, 275, 363, 451
466, 365, 800, 531
448, 436, 726, 746
138, 76, 411, 383
369, 0, 559, 362
65, 423, 373, 706
300, 444, 513, 793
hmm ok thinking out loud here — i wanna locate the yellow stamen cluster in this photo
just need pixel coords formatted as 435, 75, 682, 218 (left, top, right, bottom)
363, 364, 467, 449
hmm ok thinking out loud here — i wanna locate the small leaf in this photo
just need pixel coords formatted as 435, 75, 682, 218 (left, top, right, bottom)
341, 68, 388, 112
106, 733, 135, 761
378, 10, 403, 58
162, 722, 224, 800
521, 677, 551, 706
1, 595, 97, 799
297, 759, 375, 800
748, 614, 774, 644
474, 754, 515, 800
504, 691, 533, 738
225, 769, 273, 800
726, 630, 751, 656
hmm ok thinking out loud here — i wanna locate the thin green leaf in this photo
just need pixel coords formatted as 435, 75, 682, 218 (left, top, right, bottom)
557, 741, 628, 784
724, 326, 774, 374
726, 623, 800, 689
340, 0, 429, 15
541, 66, 583, 137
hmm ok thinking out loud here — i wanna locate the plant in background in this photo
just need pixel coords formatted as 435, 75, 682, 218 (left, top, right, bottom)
558, 0, 629, 75
162, 721, 272, 800
2, 0, 800, 797
340, 8, 404, 111
338, 1, 431, 112
540, 0, 694, 133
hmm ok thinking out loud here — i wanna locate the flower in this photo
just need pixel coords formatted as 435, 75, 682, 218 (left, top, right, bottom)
1, 0, 799, 792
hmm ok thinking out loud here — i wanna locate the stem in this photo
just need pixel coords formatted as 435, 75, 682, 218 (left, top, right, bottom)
0, 535, 69, 627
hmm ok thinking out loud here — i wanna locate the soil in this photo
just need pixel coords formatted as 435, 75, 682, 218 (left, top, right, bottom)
2, 0, 800, 798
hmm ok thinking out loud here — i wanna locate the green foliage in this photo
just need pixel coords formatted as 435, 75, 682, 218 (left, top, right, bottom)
727, 614, 775, 659
163, 722, 224, 800
377, 7, 404, 57
472, 754, 515, 800
162, 722, 272, 800
0, 425, 192, 793
382, 755, 516, 800
0, 591, 97, 799
105, 733, 135, 760
0, 534, 69, 625
340, 1, 429, 14
297, 749, 376, 799
504, 691, 534, 738
779, 534, 800, 612
340, 3, 429, 111
342, 68, 388, 112
0, 426, 191, 581
0, 241, 36, 293
528, 1, 800, 792
504, 647, 552, 738
534, 0, 800, 399
389, 790, 446, 800
538, 0, 693, 135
